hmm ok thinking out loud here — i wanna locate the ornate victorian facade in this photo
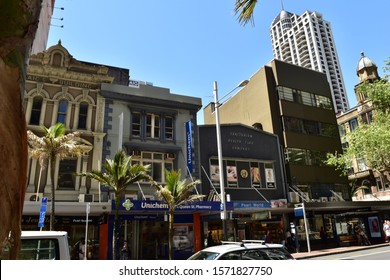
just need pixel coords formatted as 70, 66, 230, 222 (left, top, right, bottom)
24, 42, 114, 202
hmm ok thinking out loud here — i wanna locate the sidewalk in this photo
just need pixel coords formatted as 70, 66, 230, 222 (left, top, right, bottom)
292, 243, 389, 259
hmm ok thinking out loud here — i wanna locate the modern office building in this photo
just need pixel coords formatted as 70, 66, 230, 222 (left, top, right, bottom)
270, 9, 349, 113
204, 59, 348, 202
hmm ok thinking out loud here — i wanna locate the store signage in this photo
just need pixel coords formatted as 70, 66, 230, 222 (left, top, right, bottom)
38, 197, 48, 228
233, 201, 271, 209
113, 200, 233, 212
185, 120, 193, 173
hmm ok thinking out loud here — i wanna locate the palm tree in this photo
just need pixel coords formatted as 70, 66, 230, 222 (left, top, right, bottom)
27, 123, 91, 231
234, 0, 258, 26
77, 150, 151, 259
152, 169, 204, 260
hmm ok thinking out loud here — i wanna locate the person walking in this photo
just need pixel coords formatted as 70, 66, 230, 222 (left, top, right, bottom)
384, 220, 390, 243
120, 240, 130, 260
320, 226, 328, 248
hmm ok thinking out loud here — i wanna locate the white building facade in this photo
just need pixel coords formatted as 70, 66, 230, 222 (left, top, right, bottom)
270, 10, 349, 113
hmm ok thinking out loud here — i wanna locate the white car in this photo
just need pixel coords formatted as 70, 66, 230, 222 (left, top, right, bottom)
1, 231, 71, 260
188, 240, 294, 260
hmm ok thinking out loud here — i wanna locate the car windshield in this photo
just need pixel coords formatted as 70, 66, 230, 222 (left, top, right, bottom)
188, 251, 220, 260
242, 248, 294, 260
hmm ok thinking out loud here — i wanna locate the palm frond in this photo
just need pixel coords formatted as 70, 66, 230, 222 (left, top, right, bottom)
234, 0, 257, 26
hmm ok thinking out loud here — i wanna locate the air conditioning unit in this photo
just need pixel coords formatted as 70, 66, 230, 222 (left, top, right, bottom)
125, 194, 138, 200
131, 150, 141, 158
79, 194, 94, 203
320, 197, 328, 203
288, 192, 300, 203
165, 153, 176, 160
25, 193, 43, 202
144, 195, 155, 201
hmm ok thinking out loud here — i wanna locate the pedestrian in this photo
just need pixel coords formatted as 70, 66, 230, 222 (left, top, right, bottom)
263, 230, 272, 243
120, 240, 130, 260
384, 220, 390, 243
207, 231, 215, 247
320, 226, 328, 248
78, 239, 86, 260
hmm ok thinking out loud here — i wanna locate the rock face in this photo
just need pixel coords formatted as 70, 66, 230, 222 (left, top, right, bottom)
0, 0, 41, 259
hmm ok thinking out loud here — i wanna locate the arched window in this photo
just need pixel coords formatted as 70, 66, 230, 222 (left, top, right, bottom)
30, 96, 43, 125
52, 53, 63, 67
78, 102, 88, 129
57, 100, 67, 125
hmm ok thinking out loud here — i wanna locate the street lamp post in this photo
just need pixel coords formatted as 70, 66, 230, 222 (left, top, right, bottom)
213, 80, 249, 241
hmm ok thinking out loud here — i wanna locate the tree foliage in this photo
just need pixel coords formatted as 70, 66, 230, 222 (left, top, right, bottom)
327, 59, 390, 183
27, 123, 91, 230
77, 150, 152, 259
152, 169, 204, 259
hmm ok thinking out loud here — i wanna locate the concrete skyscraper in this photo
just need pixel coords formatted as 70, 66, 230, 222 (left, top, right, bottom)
270, 9, 349, 113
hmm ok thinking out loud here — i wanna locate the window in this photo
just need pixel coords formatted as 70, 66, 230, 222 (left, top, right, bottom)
349, 118, 358, 131
165, 116, 173, 140
146, 114, 160, 139
285, 148, 306, 165
356, 157, 368, 172
58, 159, 77, 190
78, 102, 88, 129
283, 117, 302, 133
30, 96, 43, 125
131, 152, 174, 183
57, 100, 67, 125
303, 120, 319, 135
131, 112, 141, 137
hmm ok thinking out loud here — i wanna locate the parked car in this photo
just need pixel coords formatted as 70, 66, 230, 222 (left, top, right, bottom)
188, 240, 294, 260
1, 231, 70, 260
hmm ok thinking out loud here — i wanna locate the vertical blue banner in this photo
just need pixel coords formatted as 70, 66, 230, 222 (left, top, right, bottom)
185, 120, 193, 173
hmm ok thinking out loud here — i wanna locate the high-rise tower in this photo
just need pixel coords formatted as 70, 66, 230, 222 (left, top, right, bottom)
270, 10, 349, 113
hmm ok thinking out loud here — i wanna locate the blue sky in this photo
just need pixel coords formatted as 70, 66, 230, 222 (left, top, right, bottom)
48, 0, 389, 124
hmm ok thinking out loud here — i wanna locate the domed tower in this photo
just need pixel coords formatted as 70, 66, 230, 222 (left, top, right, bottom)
356, 52, 380, 83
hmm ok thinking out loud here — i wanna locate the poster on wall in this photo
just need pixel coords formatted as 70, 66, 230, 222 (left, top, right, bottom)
226, 165, 237, 186
251, 167, 261, 187
265, 168, 275, 188
210, 165, 220, 184
368, 216, 381, 238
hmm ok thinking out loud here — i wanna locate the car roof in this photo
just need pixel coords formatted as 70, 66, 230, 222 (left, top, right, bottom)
202, 241, 285, 254
21, 231, 68, 238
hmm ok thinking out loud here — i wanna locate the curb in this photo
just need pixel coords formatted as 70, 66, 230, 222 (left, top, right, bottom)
293, 243, 389, 259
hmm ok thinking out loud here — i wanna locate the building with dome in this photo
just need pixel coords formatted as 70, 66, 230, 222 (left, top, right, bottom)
270, 9, 349, 113
337, 52, 388, 201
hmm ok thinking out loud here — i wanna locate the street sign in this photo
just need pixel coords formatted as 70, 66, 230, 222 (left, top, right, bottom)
294, 207, 304, 217
38, 197, 48, 228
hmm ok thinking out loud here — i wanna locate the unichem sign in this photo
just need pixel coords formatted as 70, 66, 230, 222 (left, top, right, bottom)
114, 200, 233, 212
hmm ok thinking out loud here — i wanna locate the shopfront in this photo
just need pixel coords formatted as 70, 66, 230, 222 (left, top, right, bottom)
108, 199, 230, 259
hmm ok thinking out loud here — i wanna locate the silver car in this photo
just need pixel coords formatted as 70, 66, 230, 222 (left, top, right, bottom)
188, 240, 294, 260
